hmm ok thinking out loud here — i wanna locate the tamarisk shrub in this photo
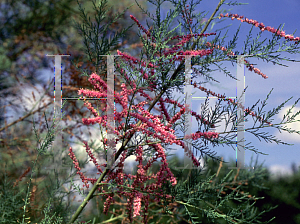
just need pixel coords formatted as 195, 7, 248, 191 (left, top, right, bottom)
67, 66, 219, 222
67, 0, 300, 223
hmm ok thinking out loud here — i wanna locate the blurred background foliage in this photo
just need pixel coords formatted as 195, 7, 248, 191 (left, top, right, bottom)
0, 0, 149, 222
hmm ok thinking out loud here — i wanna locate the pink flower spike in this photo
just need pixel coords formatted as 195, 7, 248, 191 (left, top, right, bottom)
133, 192, 142, 217
218, 13, 300, 43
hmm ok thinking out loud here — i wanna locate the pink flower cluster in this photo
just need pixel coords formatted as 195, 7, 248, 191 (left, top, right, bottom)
161, 34, 215, 58
219, 13, 300, 44
68, 141, 108, 189
70, 69, 219, 221
166, 32, 215, 42
69, 14, 222, 223
133, 193, 142, 217
130, 15, 155, 42
116, 49, 158, 91
185, 131, 219, 140
130, 13, 216, 68
205, 41, 235, 56
130, 13, 215, 46
181, 4, 193, 25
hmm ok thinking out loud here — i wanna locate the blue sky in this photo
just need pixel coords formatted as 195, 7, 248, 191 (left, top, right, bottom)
4, 0, 300, 180
148, 0, 300, 178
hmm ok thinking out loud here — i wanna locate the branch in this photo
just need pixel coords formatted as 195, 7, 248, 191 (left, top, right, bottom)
0, 101, 52, 132
163, 0, 226, 87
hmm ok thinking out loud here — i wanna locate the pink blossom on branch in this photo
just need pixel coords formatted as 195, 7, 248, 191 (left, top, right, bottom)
69, 67, 219, 220
68, 13, 252, 223
205, 41, 268, 79
133, 192, 142, 217
219, 13, 300, 43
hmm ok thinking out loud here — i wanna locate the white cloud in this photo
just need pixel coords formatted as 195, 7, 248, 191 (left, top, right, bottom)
268, 164, 293, 180
274, 105, 300, 143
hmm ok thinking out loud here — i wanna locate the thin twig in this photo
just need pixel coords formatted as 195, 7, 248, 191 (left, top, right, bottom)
0, 101, 52, 132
